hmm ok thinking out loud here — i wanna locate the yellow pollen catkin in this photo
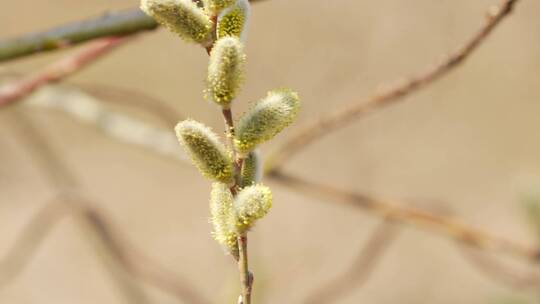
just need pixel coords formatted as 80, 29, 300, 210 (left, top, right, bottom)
210, 182, 239, 257
141, 0, 212, 44
175, 119, 233, 183
233, 184, 272, 233
206, 37, 246, 107
217, 0, 250, 41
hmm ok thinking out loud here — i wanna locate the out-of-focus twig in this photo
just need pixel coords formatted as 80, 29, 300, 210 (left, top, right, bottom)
25, 85, 188, 162
0, 193, 212, 304
6, 108, 150, 304
6, 108, 204, 303
461, 246, 540, 289
79, 83, 184, 126
0, 200, 69, 287
0, 0, 268, 62
0, 36, 130, 107
27, 86, 540, 266
266, 0, 520, 171
0, 9, 156, 62
268, 170, 540, 263
303, 220, 399, 304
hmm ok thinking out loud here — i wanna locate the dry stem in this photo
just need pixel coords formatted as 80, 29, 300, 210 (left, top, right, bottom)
0, 36, 130, 107
267, 0, 520, 172
303, 220, 399, 304
269, 170, 540, 263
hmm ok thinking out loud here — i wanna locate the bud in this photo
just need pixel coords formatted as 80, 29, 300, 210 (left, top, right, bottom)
175, 119, 233, 183
210, 182, 239, 257
141, 0, 212, 44
233, 184, 272, 233
206, 37, 246, 107
240, 149, 262, 188
203, 0, 236, 14
234, 89, 300, 154
217, 0, 250, 41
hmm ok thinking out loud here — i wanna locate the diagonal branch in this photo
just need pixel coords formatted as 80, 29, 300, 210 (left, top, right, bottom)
0, 0, 268, 62
0, 36, 131, 107
268, 170, 540, 263
302, 219, 399, 304
0, 9, 156, 62
0, 193, 212, 304
266, 0, 520, 172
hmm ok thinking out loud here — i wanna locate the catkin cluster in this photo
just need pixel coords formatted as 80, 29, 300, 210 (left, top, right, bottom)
141, 0, 300, 256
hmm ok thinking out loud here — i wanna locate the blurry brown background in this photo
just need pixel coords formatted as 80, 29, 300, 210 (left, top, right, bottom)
1, 0, 540, 303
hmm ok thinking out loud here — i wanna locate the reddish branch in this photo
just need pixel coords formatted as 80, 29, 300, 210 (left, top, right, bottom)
0, 36, 129, 107
267, 0, 520, 171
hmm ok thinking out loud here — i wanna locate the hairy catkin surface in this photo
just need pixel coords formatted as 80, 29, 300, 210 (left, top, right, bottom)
233, 184, 272, 233
175, 120, 234, 183
235, 89, 300, 154
141, 0, 212, 44
206, 37, 246, 106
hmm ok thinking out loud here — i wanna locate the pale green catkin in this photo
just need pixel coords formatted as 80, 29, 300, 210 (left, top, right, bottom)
141, 0, 212, 44
240, 149, 261, 188
206, 37, 246, 107
217, 0, 250, 40
210, 182, 239, 256
234, 89, 300, 154
203, 0, 236, 14
175, 119, 234, 183
233, 184, 272, 233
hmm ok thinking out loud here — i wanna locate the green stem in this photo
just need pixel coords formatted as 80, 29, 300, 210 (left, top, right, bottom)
0, 0, 268, 63
0, 9, 158, 62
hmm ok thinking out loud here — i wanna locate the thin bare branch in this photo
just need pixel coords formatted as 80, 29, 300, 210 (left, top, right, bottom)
0, 193, 212, 304
303, 220, 399, 304
268, 170, 540, 263
266, 0, 520, 172
460, 246, 540, 289
27, 86, 540, 267
6, 108, 207, 303
0, 9, 156, 62
0, 0, 268, 62
0, 200, 69, 286
0, 36, 131, 107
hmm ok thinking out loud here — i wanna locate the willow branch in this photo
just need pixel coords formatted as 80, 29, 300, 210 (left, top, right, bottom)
0, 9, 157, 62
303, 220, 399, 304
0, 200, 69, 287
268, 170, 540, 263
0, 36, 131, 107
0, 0, 268, 62
27, 85, 540, 266
266, 0, 520, 171
460, 246, 540, 288
0, 193, 212, 304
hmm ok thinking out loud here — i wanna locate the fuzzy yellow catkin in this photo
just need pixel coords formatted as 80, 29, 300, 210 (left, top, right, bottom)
240, 149, 261, 188
206, 37, 246, 107
233, 184, 272, 233
141, 0, 212, 44
234, 89, 300, 154
175, 119, 234, 183
203, 0, 236, 14
210, 182, 239, 256
217, 0, 250, 40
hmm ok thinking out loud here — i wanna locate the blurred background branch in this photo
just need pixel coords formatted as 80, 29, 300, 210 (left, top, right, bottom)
266, 0, 519, 172
0, 0, 536, 302
302, 219, 400, 304
0, 36, 131, 107
0, 0, 268, 62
